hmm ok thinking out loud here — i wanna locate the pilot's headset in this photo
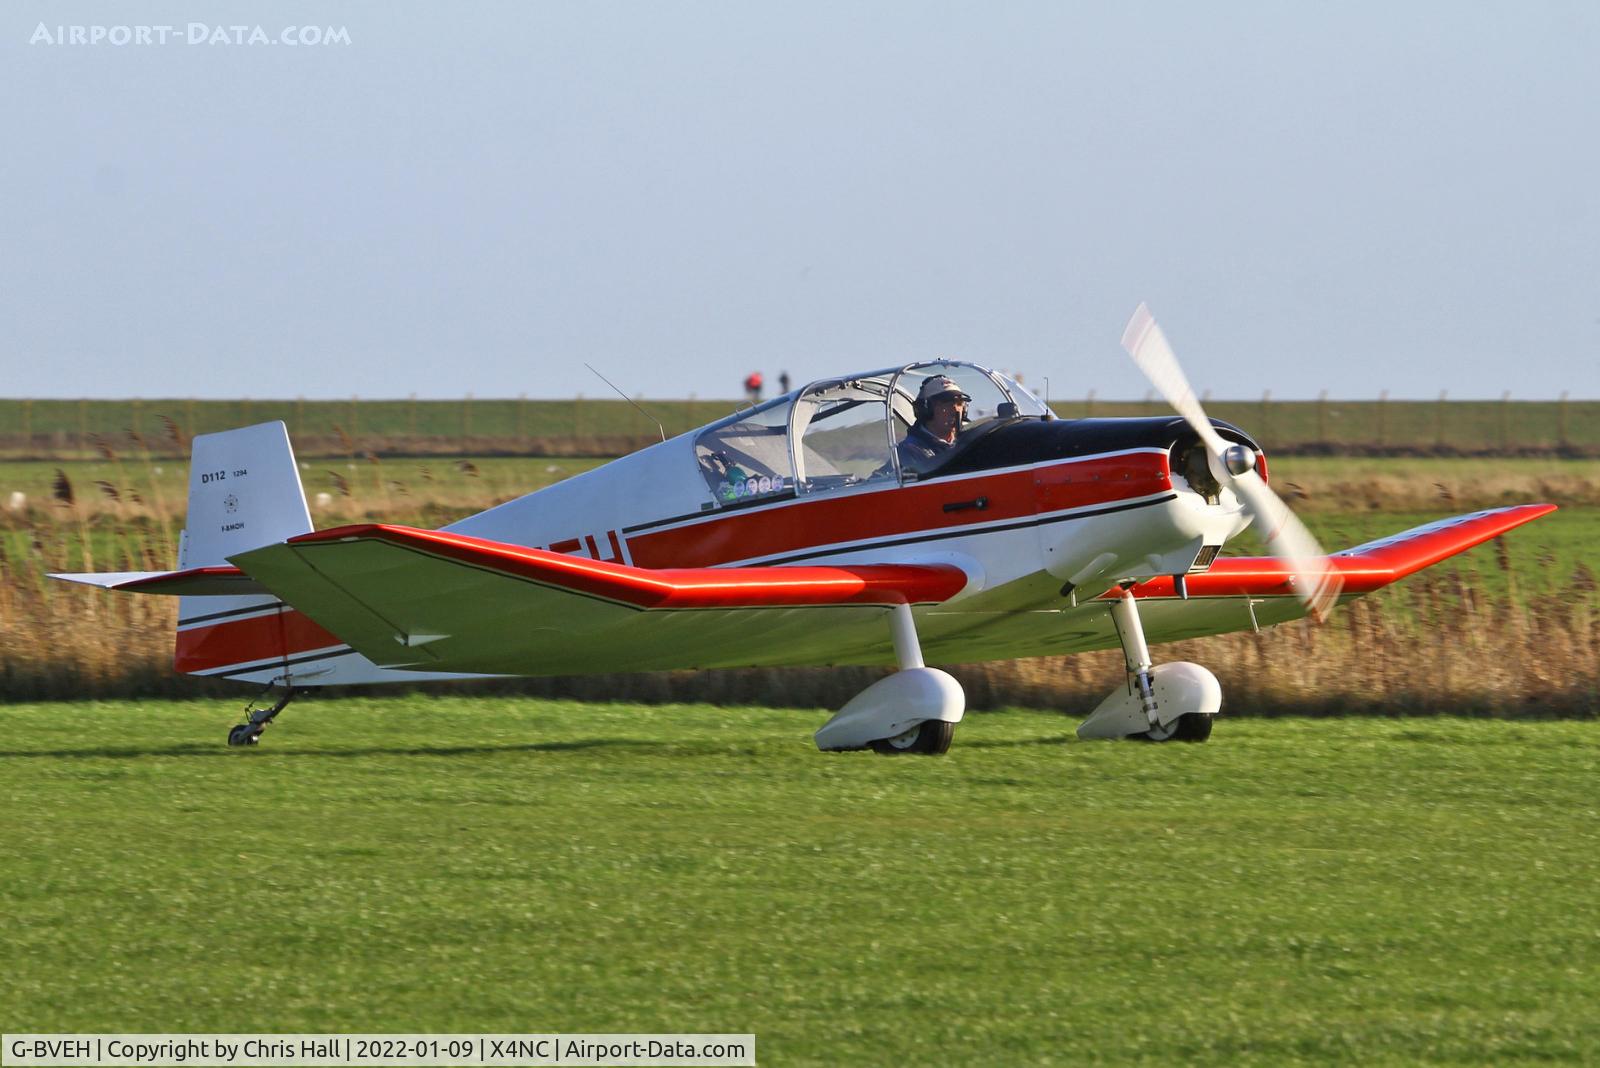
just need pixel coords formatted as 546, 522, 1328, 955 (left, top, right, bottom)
914, 375, 973, 421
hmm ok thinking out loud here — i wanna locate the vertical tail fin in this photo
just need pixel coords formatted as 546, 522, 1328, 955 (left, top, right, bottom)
178, 421, 313, 568
176, 422, 317, 680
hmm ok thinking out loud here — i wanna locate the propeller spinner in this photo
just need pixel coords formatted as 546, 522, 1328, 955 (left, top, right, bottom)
1121, 303, 1343, 621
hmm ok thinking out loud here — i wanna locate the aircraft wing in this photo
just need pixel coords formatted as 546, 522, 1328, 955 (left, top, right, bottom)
933, 502, 1562, 660
1120, 503, 1556, 622
229, 523, 972, 675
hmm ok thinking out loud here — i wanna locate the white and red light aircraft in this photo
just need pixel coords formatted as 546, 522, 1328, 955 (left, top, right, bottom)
56, 307, 1553, 752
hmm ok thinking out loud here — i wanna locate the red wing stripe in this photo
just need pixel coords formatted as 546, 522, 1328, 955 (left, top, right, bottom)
284, 524, 970, 608
1120, 504, 1557, 600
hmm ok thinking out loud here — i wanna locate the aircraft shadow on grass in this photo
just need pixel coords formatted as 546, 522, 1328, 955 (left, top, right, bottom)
956, 735, 1076, 750
0, 731, 1128, 761
0, 738, 683, 761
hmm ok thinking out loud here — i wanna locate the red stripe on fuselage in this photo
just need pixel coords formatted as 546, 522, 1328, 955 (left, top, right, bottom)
175, 608, 343, 674
627, 451, 1173, 568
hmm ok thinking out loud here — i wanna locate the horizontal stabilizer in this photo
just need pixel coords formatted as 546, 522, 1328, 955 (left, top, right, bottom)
50, 565, 267, 597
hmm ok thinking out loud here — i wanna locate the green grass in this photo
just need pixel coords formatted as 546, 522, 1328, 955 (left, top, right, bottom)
4, 700, 1598, 1064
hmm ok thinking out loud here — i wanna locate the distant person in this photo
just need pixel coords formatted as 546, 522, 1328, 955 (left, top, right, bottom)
744, 372, 764, 404
778, 371, 791, 394
896, 375, 971, 474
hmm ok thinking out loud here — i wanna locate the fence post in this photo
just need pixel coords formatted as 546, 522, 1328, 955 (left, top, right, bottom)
349, 396, 358, 441
462, 392, 472, 448
131, 398, 143, 442
1435, 390, 1447, 447
1376, 389, 1387, 446
1085, 388, 1095, 418
1559, 390, 1569, 447
1317, 389, 1328, 443
1260, 390, 1271, 440
408, 394, 417, 437
1500, 390, 1510, 451
295, 396, 304, 440
78, 398, 88, 457
22, 398, 32, 451
575, 393, 584, 438
518, 392, 528, 440
186, 398, 196, 440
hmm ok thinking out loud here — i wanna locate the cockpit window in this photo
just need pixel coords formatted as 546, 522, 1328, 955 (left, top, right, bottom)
694, 395, 797, 506
792, 376, 899, 495
692, 361, 1056, 504
1001, 375, 1052, 419
888, 362, 1043, 481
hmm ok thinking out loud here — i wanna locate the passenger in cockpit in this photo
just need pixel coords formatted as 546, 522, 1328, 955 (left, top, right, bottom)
896, 375, 971, 475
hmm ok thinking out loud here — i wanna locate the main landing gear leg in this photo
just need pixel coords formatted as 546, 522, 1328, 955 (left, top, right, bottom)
1075, 586, 1221, 742
228, 680, 297, 747
813, 604, 965, 755
1112, 586, 1161, 730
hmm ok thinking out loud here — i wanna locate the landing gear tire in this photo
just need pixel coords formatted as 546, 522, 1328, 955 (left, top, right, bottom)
1139, 713, 1213, 743
872, 719, 955, 756
227, 724, 262, 747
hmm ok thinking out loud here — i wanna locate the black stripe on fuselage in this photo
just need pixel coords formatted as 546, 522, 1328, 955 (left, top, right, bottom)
178, 600, 288, 627
203, 646, 354, 678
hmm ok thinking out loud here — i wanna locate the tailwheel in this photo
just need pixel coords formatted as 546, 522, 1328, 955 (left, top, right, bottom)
872, 719, 955, 756
228, 681, 296, 748
227, 723, 262, 747
1140, 713, 1213, 743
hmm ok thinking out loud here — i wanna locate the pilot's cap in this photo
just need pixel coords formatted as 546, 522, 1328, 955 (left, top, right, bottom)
917, 375, 972, 406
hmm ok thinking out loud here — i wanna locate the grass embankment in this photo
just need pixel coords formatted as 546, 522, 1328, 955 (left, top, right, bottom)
3, 396, 1598, 460
2, 701, 1597, 1064
1, 456, 1594, 713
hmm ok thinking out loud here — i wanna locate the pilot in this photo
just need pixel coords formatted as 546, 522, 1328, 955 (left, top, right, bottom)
896, 375, 972, 474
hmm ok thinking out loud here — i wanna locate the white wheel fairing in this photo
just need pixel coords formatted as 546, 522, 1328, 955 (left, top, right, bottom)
1076, 661, 1222, 740
814, 667, 965, 751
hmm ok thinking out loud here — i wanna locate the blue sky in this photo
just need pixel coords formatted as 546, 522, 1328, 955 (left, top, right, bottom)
3, 2, 1596, 400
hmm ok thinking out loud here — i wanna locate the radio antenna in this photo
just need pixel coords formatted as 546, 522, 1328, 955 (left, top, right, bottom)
585, 363, 666, 443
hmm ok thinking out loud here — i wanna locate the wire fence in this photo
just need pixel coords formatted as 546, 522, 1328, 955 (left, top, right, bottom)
0, 393, 1596, 459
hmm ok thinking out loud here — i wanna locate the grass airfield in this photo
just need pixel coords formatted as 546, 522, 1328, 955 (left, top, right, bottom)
3, 699, 1598, 1064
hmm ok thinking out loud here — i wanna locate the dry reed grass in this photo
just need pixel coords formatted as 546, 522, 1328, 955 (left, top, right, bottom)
3, 464, 1595, 716
9, 457, 1597, 525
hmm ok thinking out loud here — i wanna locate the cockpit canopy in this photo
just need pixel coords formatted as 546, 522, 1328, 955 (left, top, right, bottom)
694, 361, 1054, 506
